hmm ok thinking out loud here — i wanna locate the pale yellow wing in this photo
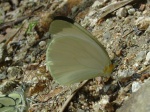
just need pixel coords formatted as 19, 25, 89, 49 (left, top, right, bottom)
46, 17, 113, 85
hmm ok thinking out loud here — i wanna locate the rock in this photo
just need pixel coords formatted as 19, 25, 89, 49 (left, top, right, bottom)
133, 62, 139, 69
135, 17, 150, 30
146, 51, 150, 62
134, 11, 142, 16
135, 51, 146, 62
144, 51, 150, 65
145, 25, 150, 33
27, 36, 36, 46
118, 69, 135, 78
39, 41, 46, 47
116, 79, 150, 112
116, 8, 127, 17
92, 1, 103, 8
88, 10, 96, 16
128, 8, 136, 15
5, 57, 12, 61
103, 31, 111, 40
131, 81, 141, 92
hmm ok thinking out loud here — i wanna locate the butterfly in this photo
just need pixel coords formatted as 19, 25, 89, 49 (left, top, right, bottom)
0, 92, 26, 112
46, 16, 114, 85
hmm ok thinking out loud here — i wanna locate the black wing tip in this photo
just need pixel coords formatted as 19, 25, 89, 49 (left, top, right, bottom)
53, 16, 74, 24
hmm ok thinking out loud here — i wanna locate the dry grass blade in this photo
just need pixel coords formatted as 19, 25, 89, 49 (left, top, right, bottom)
137, 65, 150, 74
59, 80, 89, 112
98, 0, 135, 22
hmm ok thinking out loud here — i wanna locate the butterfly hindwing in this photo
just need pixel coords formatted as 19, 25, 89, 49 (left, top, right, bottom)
46, 16, 112, 85
0, 93, 26, 112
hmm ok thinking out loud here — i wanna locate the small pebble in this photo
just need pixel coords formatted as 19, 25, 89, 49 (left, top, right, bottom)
103, 31, 111, 40
92, 1, 103, 8
5, 57, 12, 61
144, 51, 150, 65
115, 49, 122, 56
39, 41, 46, 47
89, 18, 98, 27
99, 95, 109, 105
124, 17, 131, 24
88, 10, 96, 16
146, 51, 150, 61
116, 7, 127, 17
132, 81, 141, 92
128, 8, 135, 15
145, 25, 150, 33
27, 36, 36, 46
133, 63, 139, 69
71, 6, 78, 14
118, 69, 134, 78
135, 51, 146, 62
134, 11, 142, 16
79, 94, 85, 100
135, 17, 150, 30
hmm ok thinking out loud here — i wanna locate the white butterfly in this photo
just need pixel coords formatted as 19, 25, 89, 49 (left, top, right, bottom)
46, 16, 113, 85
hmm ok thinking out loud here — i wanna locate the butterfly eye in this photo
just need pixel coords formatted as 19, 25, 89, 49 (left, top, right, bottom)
46, 16, 113, 85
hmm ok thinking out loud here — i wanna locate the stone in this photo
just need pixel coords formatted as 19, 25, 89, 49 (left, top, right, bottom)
116, 79, 150, 112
